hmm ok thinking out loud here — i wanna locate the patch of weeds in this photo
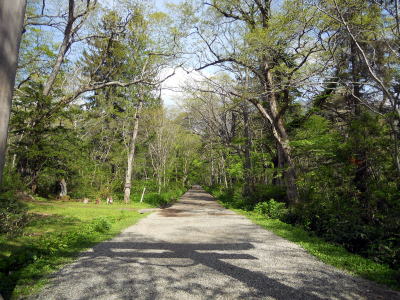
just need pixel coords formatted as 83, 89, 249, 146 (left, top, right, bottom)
0, 197, 29, 236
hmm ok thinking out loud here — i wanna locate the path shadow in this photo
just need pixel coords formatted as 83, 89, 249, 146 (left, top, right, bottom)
35, 236, 400, 300
70, 241, 323, 300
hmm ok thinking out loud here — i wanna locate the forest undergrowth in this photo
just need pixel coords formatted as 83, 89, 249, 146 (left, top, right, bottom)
206, 185, 400, 290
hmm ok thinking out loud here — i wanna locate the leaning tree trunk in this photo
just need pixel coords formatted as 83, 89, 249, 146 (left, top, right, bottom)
42, 0, 75, 96
266, 71, 299, 204
123, 100, 143, 204
0, 0, 26, 185
256, 100, 299, 204
250, 69, 300, 205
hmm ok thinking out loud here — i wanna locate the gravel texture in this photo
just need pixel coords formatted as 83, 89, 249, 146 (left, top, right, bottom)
31, 186, 400, 300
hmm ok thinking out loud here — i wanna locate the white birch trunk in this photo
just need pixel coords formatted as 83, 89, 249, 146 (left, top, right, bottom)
123, 100, 143, 203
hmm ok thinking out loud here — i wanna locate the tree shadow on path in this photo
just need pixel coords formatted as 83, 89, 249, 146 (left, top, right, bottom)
72, 241, 322, 300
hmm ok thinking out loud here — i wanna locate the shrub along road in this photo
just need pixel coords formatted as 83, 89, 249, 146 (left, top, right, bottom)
31, 186, 400, 299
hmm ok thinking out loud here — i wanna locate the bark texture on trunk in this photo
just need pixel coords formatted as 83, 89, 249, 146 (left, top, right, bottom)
350, 40, 369, 201
242, 104, 253, 196
0, 0, 26, 184
123, 100, 143, 203
59, 178, 67, 197
253, 99, 299, 204
210, 154, 215, 186
249, 68, 300, 205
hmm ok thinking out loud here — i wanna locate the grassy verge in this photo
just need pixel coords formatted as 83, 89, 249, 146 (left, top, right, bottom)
241, 211, 399, 290
0, 200, 153, 299
209, 191, 400, 291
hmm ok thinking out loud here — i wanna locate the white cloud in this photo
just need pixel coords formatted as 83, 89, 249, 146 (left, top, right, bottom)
160, 67, 208, 107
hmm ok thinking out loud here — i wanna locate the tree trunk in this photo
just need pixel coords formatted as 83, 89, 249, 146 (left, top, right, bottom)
277, 143, 298, 204
350, 40, 369, 200
242, 104, 253, 196
123, 100, 143, 204
273, 143, 285, 186
59, 178, 67, 197
157, 174, 162, 194
210, 154, 215, 185
267, 69, 299, 204
43, 1, 73, 96
250, 71, 300, 204
162, 162, 166, 188
182, 159, 188, 186
0, 0, 26, 185
220, 155, 228, 188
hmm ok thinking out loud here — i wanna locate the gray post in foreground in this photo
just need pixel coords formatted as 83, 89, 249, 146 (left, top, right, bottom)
0, 0, 26, 184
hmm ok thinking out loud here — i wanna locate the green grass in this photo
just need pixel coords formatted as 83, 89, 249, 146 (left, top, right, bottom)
0, 200, 154, 299
229, 207, 399, 290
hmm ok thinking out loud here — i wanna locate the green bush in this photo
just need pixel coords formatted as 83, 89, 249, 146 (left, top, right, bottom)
143, 186, 185, 208
0, 171, 25, 194
90, 217, 112, 233
210, 184, 287, 211
206, 185, 252, 210
250, 184, 286, 203
144, 193, 168, 207
254, 199, 287, 219
0, 196, 28, 236
232, 193, 253, 210
285, 179, 400, 271
128, 181, 186, 206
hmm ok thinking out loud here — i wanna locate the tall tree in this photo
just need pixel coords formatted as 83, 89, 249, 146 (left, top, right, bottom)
0, 0, 26, 184
178, 0, 325, 204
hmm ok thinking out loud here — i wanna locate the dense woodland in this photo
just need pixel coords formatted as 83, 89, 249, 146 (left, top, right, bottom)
1, 0, 400, 290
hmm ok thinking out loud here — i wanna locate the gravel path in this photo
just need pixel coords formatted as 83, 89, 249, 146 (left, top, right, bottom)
32, 186, 400, 300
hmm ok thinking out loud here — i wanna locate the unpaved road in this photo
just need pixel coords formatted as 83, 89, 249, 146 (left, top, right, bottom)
32, 186, 400, 300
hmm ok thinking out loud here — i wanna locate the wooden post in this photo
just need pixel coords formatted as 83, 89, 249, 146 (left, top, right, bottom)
140, 187, 146, 203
